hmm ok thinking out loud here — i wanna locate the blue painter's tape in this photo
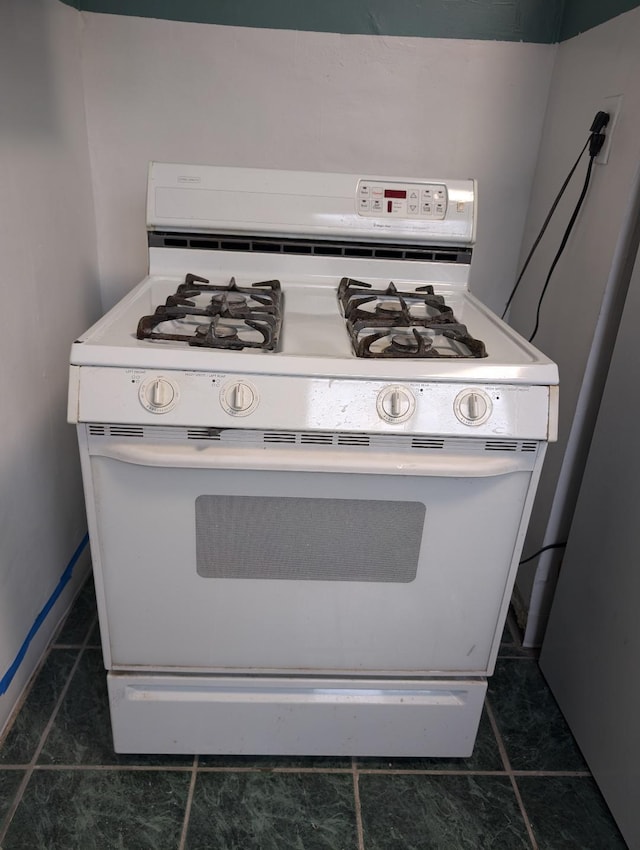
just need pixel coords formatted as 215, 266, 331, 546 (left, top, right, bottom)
0, 533, 89, 696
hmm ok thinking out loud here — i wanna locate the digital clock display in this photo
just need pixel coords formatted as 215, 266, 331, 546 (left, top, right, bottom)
384, 189, 406, 199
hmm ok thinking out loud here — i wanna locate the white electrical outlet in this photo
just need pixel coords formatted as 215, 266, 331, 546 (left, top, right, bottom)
596, 94, 623, 165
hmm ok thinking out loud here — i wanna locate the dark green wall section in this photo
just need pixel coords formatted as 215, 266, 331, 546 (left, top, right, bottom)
560, 0, 639, 39
60, 0, 564, 43
59, 0, 640, 42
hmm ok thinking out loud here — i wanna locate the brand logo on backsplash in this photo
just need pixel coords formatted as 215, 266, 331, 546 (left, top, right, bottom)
177, 175, 202, 184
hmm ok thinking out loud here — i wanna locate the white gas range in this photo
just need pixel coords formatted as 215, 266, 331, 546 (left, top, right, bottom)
68, 163, 558, 757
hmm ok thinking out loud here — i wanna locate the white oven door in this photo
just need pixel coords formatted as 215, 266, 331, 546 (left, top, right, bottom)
82, 432, 540, 675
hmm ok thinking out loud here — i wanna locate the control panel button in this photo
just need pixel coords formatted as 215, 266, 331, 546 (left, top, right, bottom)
220, 380, 259, 416
454, 389, 492, 426
139, 376, 179, 413
376, 386, 416, 423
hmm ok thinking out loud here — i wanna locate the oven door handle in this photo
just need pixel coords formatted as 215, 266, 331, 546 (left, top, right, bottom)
89, 440, 535, 477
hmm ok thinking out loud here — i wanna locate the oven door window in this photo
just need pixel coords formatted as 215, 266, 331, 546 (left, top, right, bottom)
195, 495, 424, 583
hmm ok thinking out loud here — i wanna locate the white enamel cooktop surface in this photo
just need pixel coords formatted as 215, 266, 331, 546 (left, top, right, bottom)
73, 275, 557, 387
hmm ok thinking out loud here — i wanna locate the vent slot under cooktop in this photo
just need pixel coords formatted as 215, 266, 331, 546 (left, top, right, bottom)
86, 425, 540, 455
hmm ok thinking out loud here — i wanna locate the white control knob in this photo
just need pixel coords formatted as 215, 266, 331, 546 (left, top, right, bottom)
220, 381, 258, 416
454, 389, 492, 426
139, 376, 178, 413
376, 386, 416, 423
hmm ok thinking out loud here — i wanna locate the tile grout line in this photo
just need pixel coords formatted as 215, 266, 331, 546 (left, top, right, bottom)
0, 759, 593, 777
356, 768, 508, 776
513, 770, 590, 777
351, 758, 365, 850
32, 763, 196, 772
193, 765, 353, 774
485, 697, 539, 850
0, 615, 98, 845
178, 754, 198, 850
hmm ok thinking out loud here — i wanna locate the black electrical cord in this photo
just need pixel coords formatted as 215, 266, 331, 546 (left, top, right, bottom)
500, 138, 589, 320
501, 111, 610, 328
528, 153, 596, 343
519, 541, 567, 566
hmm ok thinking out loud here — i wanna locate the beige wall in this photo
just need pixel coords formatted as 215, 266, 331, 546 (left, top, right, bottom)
0, 0, 100, 733
79, 13, 556, 313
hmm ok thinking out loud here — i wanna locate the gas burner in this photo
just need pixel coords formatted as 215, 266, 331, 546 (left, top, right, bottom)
339, 278, 456, 325
211, 292, 249, 309
199, 323, 236, 338
376, 301, 404, 314
136, 274, 283, 351
351, 323, 487, 359
339, 277, 487, 359
390, 332, 431, 352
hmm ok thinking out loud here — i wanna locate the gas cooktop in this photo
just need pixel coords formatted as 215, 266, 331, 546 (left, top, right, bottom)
70, 164, 558, 388
74, 273, 555, 384
134, 272, 488, 360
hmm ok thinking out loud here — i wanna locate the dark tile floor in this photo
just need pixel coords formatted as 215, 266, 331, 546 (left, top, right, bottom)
0, 578, 627, 849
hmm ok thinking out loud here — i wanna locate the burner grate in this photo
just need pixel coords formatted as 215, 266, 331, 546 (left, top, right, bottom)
136, 274, 283, 350
339, 277, 487, 359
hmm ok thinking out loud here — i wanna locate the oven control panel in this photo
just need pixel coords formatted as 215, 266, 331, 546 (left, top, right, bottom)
73, 366, 555, 441
357, 180, 448, 220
